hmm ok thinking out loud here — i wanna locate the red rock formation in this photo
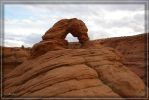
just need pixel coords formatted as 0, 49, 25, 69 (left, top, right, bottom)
68, 33, 148, 85
2, 47, 30, 74
3, 34, 147, 85
2, 18, 147, 98
4, 48, 145, 98
98, 33, 147, 85
30, 18, 89, 58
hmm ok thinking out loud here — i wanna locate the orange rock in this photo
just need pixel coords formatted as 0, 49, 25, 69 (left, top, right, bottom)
98, 33, 147, 84
30, 18, 89, 58
2, 47, 30, 75
2, 18, 147, 99
4, 48, 145, 98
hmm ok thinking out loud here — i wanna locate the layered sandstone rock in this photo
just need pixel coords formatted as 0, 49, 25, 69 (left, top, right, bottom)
4, 48, 145, 98
98, 33, 147, 84
4, 33, 146, 82
68, 33, 147, 84
3, 19, 147, 98
2, 47, 30, 74
30, 18, 89, 58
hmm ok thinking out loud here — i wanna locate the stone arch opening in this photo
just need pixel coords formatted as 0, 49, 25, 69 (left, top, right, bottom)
65, 33, 79, 43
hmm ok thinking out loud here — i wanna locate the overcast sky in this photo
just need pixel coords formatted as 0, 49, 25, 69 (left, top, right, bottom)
4, 4, 145, 47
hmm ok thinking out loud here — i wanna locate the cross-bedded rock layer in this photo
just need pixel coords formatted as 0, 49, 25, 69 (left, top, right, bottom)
4, 47, 145, 98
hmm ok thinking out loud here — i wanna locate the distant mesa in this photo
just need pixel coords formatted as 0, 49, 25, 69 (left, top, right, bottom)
30, 18, 90, 58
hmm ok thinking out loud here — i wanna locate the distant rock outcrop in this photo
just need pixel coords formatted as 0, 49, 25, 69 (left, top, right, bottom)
30, 18, 89, 58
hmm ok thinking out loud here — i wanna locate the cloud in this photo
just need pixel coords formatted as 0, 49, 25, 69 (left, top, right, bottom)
4, 4, 145, 47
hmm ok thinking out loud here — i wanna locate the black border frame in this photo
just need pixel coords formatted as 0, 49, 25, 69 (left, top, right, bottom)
0, 0, 148, 99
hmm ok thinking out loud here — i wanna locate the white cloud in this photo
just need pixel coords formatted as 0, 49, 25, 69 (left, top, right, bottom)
4, 39, 31, 47
4, 4, 145, 47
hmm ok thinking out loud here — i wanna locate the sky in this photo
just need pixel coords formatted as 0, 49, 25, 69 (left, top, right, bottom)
4, 4, 145, 47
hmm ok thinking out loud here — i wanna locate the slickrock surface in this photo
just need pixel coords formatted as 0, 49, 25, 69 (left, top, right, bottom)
3, 34, 147, 81
2, 18, 147, 98
4, 47, 145, 98
68, 33, 147, 84
2, 47, 30, 74
98, 33, 147, 84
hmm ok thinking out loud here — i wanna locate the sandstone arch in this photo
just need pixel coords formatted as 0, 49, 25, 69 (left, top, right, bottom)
30, 18, 90, 58
42, 18, 89, 44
